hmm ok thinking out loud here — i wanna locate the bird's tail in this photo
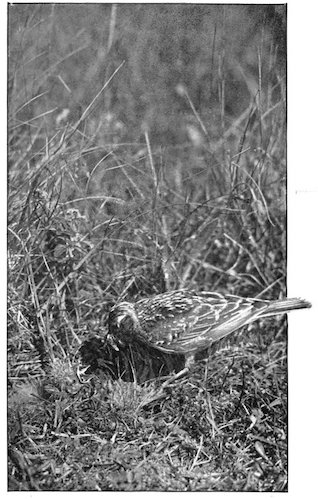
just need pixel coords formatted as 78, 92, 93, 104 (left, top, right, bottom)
262, 297, 312, 317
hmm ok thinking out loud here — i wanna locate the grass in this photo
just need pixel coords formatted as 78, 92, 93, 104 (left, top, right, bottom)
8, 4, 288, 492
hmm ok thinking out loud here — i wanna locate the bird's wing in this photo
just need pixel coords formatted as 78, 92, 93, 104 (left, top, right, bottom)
143, 296, 268, 354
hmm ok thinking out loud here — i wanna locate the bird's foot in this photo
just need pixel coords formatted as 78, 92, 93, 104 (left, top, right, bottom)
161, 366, 190, 389
138, 366, 191, 409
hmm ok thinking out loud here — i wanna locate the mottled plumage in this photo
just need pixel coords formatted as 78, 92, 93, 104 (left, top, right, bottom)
107, 290, 311, 360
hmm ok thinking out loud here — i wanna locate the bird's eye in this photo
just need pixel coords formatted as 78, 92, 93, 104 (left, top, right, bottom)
117, 310, 137, 332
117, 313, 127, 327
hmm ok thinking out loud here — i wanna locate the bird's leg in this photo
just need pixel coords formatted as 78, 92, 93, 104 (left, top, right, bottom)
138, 355, 195, 409
160, 354, 194, 389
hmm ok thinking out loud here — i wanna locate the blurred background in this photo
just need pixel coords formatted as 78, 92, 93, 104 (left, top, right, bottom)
9, 4, 286, 146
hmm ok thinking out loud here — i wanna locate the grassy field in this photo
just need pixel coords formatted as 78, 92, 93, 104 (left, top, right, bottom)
8, 4, 289, 491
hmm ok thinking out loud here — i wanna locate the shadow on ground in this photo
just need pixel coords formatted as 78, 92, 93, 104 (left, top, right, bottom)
80, 337, 186, 384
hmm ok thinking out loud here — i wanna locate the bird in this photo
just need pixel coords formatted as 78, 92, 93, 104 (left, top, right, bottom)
107, 289, 311, 385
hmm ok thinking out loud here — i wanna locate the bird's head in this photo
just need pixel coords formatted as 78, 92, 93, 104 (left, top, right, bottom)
107, 301, 139, 349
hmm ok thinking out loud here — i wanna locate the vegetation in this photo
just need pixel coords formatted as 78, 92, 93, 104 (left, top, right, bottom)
8, 4, 287, 491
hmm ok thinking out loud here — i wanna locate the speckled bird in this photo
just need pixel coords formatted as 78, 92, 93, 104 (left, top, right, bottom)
107, 290, 311, 370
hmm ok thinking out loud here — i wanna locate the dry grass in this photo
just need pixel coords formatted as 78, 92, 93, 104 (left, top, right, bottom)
8, 4, 288, 491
